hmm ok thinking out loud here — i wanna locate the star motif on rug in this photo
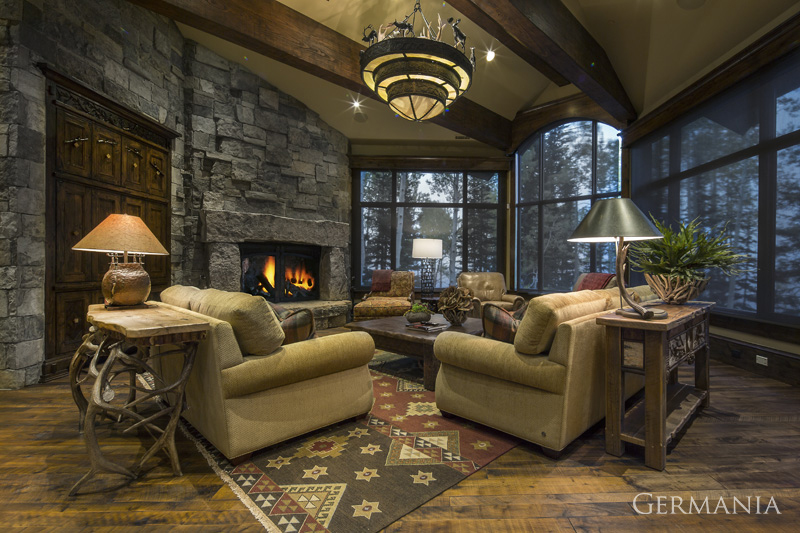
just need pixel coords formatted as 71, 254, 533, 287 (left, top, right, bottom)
379, 382, 391, 387
422, 420, 439, 429
411, 470, 436, 486
354, 467, 380, 482
379, 403, 394, 410
406, 401, 440, 417
360, 443, 382, 455
302, 465, 328, 480
380, 392, 393, 397
471, 440, 493, 450
352, 500, 382, 519
391, 414, 407, 422
265, 455, 292, 469
411, 393, 425, 399
347, 428, 370, 438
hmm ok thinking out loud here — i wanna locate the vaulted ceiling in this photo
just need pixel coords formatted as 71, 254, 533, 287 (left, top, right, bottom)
128, 0, 800, 155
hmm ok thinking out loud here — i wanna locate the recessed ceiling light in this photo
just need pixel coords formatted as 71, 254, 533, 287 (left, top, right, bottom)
486, 49, 495, 62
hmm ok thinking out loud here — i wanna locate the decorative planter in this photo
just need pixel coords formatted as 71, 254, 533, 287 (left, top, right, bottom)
644, 274, 710, 304
441, 309, 468, 326
405, 311, 432, 323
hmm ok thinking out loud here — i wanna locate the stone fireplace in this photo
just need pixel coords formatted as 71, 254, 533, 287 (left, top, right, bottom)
201, 210, 351, 328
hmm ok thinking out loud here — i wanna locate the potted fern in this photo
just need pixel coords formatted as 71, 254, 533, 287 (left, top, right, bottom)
629, 217, 748, 304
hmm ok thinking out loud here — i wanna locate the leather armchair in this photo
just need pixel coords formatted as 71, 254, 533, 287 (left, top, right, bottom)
457, 272, 524, 318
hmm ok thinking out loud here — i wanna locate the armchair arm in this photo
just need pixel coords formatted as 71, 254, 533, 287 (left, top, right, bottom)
221, 331, 375, 398
434, 331, 566, 394
501, 294, 525, 311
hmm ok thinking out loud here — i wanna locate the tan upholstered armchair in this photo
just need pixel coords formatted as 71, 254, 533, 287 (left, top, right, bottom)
155, 285, 375, 462
457, 272, 524, 318
434, 287, 645, 456
353, 270, 414, 321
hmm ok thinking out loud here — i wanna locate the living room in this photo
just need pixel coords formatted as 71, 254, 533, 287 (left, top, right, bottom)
1, 0, 799, 530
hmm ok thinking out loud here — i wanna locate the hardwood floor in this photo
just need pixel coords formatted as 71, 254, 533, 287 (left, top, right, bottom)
1, 345, 798, 531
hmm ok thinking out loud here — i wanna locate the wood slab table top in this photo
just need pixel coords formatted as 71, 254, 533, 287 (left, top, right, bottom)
86, 302, 210, 344
346, 314, 483, 344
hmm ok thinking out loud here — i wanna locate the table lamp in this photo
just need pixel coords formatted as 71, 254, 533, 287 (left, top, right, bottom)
412, 238, 442, 300
568, 198, 667, 320
72, 214, 169, 307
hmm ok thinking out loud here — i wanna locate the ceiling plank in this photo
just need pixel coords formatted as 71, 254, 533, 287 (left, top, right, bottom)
447, 0, 569, 87
125, 0, 511, 150
448, 0, 637, 124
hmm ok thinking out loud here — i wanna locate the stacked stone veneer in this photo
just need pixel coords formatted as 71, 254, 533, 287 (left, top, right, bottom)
0, 0, 351, 388
181, 43, 351, 288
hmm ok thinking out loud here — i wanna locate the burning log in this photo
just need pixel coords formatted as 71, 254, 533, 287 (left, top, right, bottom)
285, 282, 313, 300
257, 272, 276, 295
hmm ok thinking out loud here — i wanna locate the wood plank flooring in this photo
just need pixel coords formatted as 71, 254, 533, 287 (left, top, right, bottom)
1, 339, 798, 531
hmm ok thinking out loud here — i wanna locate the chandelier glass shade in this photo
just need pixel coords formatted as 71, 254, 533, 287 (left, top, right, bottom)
360, 36, 473, 121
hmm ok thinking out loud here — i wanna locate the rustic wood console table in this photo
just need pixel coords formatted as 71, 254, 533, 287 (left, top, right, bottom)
598, 301, 713, 470
68, 303, 209, 495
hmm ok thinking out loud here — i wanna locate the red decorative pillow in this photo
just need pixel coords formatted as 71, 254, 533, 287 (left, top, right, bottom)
482, 303, 527, 343
575, 273, 615, 291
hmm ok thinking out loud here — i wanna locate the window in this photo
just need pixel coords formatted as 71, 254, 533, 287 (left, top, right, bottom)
516, 120, 622, 292
631, 48, 800, 324
355, 169, 505, 290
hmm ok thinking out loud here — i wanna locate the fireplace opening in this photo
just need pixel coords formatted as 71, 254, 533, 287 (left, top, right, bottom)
241, 243, 321, 302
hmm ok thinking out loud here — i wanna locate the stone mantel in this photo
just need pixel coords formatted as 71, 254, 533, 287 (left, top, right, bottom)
201, 210, 349, 248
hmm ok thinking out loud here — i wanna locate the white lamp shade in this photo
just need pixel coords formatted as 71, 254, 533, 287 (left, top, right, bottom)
412, 238, 443, 259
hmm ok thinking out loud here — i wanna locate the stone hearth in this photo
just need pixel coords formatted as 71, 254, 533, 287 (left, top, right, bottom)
201, 210, 351, 328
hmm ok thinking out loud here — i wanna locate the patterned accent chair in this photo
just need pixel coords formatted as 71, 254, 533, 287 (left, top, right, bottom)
457, 272, 525, 319
353, 271, 415, 321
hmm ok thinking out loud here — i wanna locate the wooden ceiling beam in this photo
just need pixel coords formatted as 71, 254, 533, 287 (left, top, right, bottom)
125, 0, 511, 150
448, 0, 637, 124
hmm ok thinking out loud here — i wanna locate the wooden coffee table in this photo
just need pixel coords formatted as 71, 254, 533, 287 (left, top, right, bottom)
346, 314, 483, 390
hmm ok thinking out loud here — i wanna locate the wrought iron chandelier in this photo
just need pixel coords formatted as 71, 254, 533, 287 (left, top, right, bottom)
360, 1, 475, 122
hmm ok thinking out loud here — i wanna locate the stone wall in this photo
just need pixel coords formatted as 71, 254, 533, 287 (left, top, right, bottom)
0, 0, 352, 388
181, 43, 351, 287
0, 0, 185, 389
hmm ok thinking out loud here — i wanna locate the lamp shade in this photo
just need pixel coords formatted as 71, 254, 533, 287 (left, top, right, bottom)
73, 214, 169, 255
568, 198, 662, 242
412, 238, 443, 259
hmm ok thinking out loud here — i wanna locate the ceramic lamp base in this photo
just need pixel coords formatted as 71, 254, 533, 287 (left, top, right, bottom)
102, 262, 151, 306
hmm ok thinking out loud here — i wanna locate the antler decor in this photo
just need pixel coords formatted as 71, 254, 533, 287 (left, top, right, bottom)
437, 286, 474, 326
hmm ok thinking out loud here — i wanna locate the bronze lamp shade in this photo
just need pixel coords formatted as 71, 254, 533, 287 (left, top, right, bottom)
73, 214, 169, 306
568, 198, 666, 320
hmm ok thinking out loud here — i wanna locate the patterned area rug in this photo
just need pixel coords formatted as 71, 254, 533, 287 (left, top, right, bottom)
180, 364, 518, 533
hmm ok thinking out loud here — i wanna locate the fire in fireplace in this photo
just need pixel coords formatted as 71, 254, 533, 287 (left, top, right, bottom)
241, 243, 320, 302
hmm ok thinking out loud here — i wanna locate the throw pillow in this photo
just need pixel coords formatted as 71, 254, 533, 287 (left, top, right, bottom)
279, 308, 317, 345
482, 303, 526, 343
189, 288, 285, 356
514, 291, 609, 355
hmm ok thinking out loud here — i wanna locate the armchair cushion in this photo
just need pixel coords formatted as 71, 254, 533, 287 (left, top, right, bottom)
353, 297, 413, 319
458, 272, 507, 301
514, 291, 611, 355
221, 331, 375, 398
482, 303, 526, 343
435, 332, 566, 394
160, 284, 199, 309
368, 270, 414, 298
189, 288, 285, 356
